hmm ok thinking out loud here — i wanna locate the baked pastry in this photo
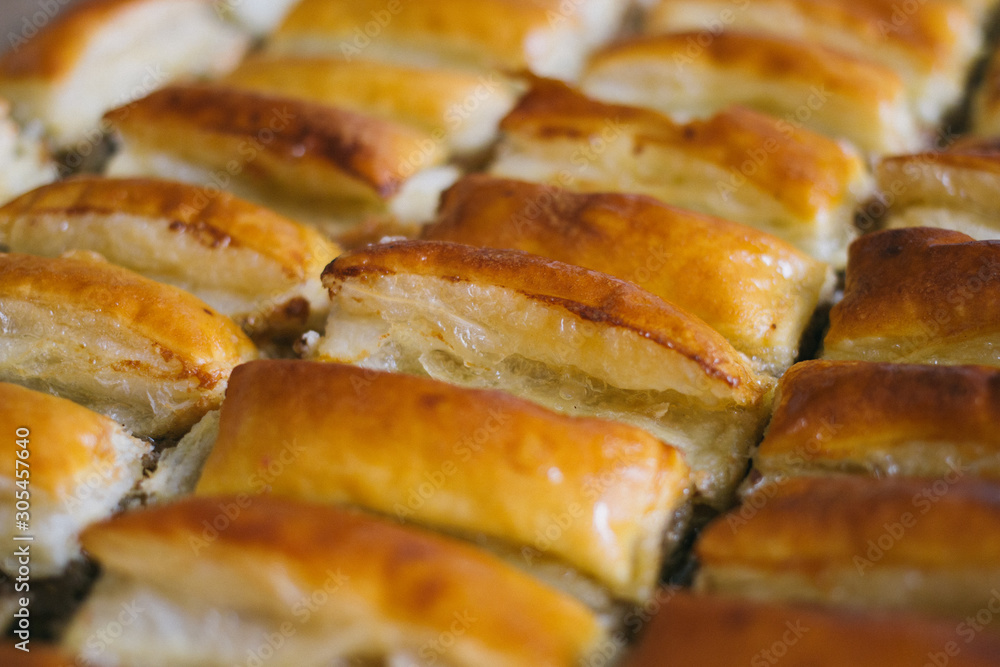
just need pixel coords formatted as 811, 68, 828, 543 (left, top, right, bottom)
0, 0, 247, 146
876, 139, 1000, 240
212, 0, 298, 35
646, 0, 980, 127
189, 360, 691, 606
0, 176, 341, 338
751, 360, 1000, 488
62, 496, 605, 666
0, 252, 257, 438
581, 31, 919, 154
223, 54, 518, 157
0, 383, 149, 578
103, 84, 456, 239
308, 240, 775, 507
624, 591, 1000, 667
490, 80, 870, 267
422, 175, 834, 375
269, 0, 630, 80
0, 98, 56, 205
822, 228, 1000, 366
696, 476, 1000, 618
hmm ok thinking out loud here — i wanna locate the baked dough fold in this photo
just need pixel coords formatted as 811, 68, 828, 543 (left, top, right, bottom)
0, 177, 340, 338
752, 360, 1000, 487
195, 359, 691, 604
581, 31, 920, 154
490, 80, 870, 266
697, 476, 1000, 618
63, 496, 605, 667
823, 228, 1000, 366
0, 0, 247, 145
103, 84, 454, 238
0, 252, 257, 437
0, 383, 149, 577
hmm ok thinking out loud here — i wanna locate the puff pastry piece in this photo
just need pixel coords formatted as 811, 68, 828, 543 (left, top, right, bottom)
624, 591, 1000, 667
0, 383, 148, 578
269, 0, 629, 80
646, 0, 979, 127
0, 0, 247, 146
423, 175, 834, 375
876, 139, 1000, 240
751, 360, 1000, 489
223, 54, 518, 157
581, 31, 920, 155
696, 476, 1000, 618
0, 252, 256, 438
192, 360, 690, 606
490, 81, 870, 267
0, 98, 56, 205
0, 177, 340, 338
63, 496, 605, 667
103, 85, 456, 239
309, 240, 774, 507
822, 228, 1000, 366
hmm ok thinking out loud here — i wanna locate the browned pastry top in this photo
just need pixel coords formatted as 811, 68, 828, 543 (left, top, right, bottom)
81, 495, 603, 665
324, 239, 769, 402
0, 252, 256, 388
0, 382, 136, 497
500, 80, 864, 221
698, 476, 1000, 570
825, 228, 1000, 347
0, 176, 337, 281
625, 591, 1000, 667
761, 360, 1000, 460
105, 84, 444, 200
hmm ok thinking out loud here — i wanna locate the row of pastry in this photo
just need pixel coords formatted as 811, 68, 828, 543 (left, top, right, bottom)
2, 0, 1000, 261
0, 1, 760, 664
624, 0, 1000, 663
2, 0, 1000, 665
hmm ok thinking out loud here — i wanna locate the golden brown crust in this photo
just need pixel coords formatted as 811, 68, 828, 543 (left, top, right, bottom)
877, 139, 1000, 231
499, 80, 865, 223
757, 360, 1000, 475
223, 54, 512, 139
0, 177, 337, 282
0, 0, 150, 81
698, 476, 1000, 571
423, 175, 830, 372
625, 591, 1000, 667
590, 31, 903, 103
195, 360, 689, 600
273, 0, 576, 70
878, 139, 1000, 194
824, 228, 1000, 358
324, 240, 765, 401
649, 0, 971, 71
929, 137, 1000, 171
81, 496, 603, 665
0, 252, 255, 389
0, 383, 122, 497
104, 84, 445, 201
